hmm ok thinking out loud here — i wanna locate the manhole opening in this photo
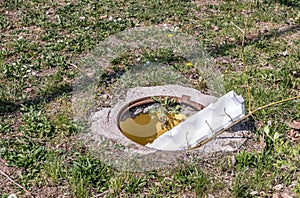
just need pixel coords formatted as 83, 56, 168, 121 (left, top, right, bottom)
117, 95, 205, 147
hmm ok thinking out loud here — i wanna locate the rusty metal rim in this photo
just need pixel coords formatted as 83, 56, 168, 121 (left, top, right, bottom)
116, 95, 206, 131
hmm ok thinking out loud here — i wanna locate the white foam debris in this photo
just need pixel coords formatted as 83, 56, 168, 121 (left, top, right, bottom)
146, 91, 245, 151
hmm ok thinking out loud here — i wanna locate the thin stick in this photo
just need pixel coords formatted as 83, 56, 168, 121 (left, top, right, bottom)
0, 168, 33, 197
249, 95, 300, 115
192, 95, 300, 149
94, 190, 110, 197
243, 3, 252, 113
67, 62, 78, 69
241, 26, 252, 113
231, 6, 252, 113
230, 22, 245, 34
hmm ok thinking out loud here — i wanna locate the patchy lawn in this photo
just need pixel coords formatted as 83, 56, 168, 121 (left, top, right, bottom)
0, 0, 300, 197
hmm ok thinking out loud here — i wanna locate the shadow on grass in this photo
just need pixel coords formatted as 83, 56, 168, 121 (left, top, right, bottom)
211, 24, 300, 56
1, 22, 299, 116
275, 0, 300, 8
0, 83, 73, 115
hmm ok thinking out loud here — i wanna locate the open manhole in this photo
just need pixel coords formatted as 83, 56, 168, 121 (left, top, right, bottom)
117, 95, 204, 146
77, 85, 252, 171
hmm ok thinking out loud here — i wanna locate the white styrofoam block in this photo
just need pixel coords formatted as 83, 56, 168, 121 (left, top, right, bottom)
146, 91, 245, 151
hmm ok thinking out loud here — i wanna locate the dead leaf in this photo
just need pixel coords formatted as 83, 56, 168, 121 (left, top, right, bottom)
24, 87, 33, 93
281, 193, 293, 198
212, 25, 219, 31
288, 129, 299, 141
273, 184, 283, 191
100, 15, 108, 19
287, 119, 300, 130
260, 134, 266, 149
207, 194, 214, 198
231, 155, 236, 166
250, 191, 259, 195
273, 193, 280, 198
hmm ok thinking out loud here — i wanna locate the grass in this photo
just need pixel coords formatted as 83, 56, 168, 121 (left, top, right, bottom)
0, 0, 300, 197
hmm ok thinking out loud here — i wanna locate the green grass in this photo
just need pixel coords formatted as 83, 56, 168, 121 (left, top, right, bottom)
1, 0, 300, 197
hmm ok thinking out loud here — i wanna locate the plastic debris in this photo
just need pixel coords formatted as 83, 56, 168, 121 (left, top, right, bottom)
146, 91, 245, 150
8, 194, 17, 198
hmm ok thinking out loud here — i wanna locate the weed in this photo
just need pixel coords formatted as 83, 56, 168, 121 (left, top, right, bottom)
124, 175, 147, 193
173, 165, 210, 196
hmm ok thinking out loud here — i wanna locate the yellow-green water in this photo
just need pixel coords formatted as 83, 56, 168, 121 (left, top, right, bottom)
120, 112, 186, 145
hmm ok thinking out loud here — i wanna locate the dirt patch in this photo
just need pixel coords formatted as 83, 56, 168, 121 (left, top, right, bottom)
32, 186, 72, 198
192, 0, 220, 6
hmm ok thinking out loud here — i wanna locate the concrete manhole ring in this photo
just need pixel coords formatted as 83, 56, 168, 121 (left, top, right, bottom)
80, 85, 251, 171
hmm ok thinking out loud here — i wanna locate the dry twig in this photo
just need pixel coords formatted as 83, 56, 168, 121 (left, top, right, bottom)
0, 168, 33, 198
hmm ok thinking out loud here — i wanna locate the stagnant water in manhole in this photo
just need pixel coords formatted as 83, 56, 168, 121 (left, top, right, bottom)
118, 96, 202, 146
119, 112, 187, 145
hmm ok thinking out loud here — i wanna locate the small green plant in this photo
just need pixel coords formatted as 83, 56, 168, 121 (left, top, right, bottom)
151, 96, 183, 129
124, 176, 147, 193
173, 165, 210, 196
295, 178, 300, 196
